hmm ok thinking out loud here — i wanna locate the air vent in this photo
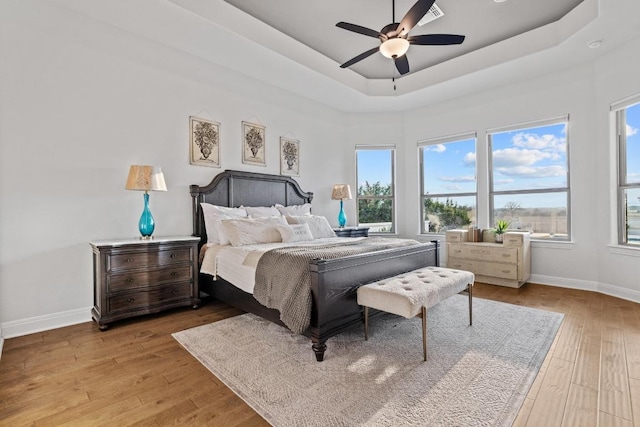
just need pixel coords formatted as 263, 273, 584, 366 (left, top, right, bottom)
417, 3, 444, 26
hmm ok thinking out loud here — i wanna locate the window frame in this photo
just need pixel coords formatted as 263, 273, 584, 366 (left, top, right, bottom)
355, 144, 397, 234
488, 115, 571, 241
612, 94, 640, 246
418, 132, 478, 235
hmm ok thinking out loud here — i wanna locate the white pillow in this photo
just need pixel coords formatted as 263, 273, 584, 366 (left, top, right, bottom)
219, 216, 287, 247
244, 205, 282, 218
276, 223, 314, 243
200, 203, 247, 244
275, 203, 312, 216
286, 215, 336, 239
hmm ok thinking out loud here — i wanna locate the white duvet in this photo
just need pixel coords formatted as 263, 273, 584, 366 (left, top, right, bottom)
200, 237, 365, 294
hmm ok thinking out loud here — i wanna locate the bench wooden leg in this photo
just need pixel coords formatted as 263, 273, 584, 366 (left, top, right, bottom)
422, 306, 427, 361
364, 306, 369, 340
468, 283, 473, 326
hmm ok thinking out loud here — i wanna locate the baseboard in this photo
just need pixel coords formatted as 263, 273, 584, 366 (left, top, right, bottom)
529, 274, 640, 304
1, 276, 638, 343
1, 307, 92, 339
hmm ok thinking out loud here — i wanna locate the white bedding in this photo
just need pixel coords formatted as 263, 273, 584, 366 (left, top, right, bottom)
200, 237, 365, 294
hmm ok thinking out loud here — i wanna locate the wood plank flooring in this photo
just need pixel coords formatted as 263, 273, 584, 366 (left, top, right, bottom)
1, 283, 639, 426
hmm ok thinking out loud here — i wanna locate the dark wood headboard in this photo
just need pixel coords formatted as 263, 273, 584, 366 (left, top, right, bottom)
190, 169, 314, 245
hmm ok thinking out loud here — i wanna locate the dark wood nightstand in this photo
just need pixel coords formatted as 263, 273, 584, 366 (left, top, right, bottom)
333, 227, 370, 237
90, 236, 200, 330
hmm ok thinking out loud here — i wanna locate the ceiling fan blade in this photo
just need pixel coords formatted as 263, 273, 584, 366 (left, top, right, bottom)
397, 0, 436, 37
340, 47, 380, 68
409, 34, 466, 45
336, 22, 382, 39
394, 55, 410, 75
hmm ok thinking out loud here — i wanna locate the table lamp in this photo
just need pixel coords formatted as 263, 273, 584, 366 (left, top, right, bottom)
125, 165, 167, 239
331, 184, 352, 228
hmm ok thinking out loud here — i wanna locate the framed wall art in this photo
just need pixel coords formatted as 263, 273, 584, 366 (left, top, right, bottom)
242, 121, 266, 166
189, 116, 220, 167
280, 137, 300, 176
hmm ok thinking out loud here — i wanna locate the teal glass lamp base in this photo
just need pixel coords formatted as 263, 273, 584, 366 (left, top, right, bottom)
138, 192, 155, 239
337, 200, 347, 228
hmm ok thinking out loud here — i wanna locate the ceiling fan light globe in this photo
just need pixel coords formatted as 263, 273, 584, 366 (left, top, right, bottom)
380, 38, 410, 59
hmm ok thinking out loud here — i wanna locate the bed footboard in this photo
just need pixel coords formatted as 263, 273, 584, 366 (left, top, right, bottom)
307, 241, 439, 361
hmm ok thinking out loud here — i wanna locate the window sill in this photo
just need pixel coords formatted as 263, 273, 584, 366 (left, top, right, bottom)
608, 245, 640, 257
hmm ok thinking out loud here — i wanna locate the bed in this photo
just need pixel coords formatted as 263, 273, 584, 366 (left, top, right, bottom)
190, 169, 439, 361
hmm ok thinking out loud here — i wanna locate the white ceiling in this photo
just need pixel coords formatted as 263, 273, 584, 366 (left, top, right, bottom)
49, 0, 640, 112
223, 0, 585, 80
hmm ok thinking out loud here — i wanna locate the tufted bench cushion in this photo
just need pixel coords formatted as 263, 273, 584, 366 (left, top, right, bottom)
357, 266, 475, 361
357, 267, 475, 319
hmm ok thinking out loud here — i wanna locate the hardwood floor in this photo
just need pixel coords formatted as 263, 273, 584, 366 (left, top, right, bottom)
1, 283, 639, 426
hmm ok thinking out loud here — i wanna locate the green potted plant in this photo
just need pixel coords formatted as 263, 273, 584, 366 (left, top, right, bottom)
493, 219, 510, 243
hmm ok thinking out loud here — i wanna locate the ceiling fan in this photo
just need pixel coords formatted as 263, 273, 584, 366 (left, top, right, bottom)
336, 0, 465, 76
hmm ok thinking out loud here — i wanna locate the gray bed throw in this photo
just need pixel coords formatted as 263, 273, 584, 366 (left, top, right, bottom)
253, 237, 420, 334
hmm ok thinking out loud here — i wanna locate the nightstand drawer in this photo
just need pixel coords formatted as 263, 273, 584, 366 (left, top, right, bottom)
107, 265, 193, 292
503, 233, 524, 246
446, 258, 474, 271
108, 282, 192, 313
477, 262, 518, 280
451, 245, 518, 263
108, 247, 192, 271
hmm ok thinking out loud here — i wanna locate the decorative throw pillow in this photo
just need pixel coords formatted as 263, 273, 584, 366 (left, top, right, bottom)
219, 216, 287, 247
276, 223, 314, 243
200, 203, 247, 244
275, 203, 312, 216
243, 205, 282, 218
286, 215, 336, 239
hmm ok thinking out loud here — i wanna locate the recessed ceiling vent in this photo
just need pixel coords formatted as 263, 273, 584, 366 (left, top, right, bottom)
417, 3, 444, 26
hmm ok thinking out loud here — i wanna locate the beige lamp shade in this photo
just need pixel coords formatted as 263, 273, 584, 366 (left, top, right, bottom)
125, 165, 167, 192
331, 184, 352, 200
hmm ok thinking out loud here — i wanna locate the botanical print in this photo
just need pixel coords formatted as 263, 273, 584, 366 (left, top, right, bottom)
190, 117, 220, 167
242, 121, 266, 166
280, 137, 299, 176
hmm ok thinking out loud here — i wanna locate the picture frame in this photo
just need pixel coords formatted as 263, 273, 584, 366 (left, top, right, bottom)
242, 121, 266, 166
280, 137, 300, 176
189, 116, 220, 167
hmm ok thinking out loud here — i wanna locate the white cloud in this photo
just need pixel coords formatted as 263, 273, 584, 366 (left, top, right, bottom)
493, 179, 514, 185
495, 165, 567, 178
463, 152, 475, 166
627, 124, 638, 137
512, 133, 566, 154
425, 144, 446, 153
445, 184, 463, 191
492, 147, 553, 168
440, 175, 476, 183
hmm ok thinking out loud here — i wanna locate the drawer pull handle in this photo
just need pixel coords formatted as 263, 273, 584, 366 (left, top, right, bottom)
502, 254, 512, 258
172, 290, 178, 295
127, 278, 134, 283
127, 258, 134, 263
127, 298, 134, 303
501, 270, 511, 273
170, 253, 177, 258
171, 272, 177, 278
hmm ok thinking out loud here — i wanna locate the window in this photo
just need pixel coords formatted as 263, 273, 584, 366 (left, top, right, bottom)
419, 133, 477, 233
355, 145, 395, 233
488, 116, 570, 240
613, 97, 640, 245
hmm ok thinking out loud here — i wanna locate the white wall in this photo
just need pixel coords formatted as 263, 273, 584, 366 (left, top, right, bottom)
2, 2, 640, 339
341, 38, 640, 301
0, 2, 349, 337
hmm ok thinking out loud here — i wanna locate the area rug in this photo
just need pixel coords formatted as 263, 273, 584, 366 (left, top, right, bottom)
173, 295, 563, 426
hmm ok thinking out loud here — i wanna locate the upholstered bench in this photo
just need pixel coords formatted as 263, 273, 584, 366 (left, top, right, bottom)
357, 267, 475, 361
